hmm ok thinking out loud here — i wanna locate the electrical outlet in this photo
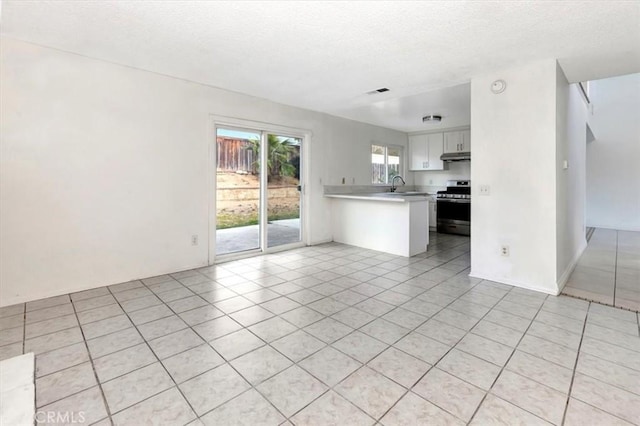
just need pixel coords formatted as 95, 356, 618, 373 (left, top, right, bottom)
500, 245, 509, 257
480, 185, 490, 195
429, 179, 433, 185
191, 235, 199, 246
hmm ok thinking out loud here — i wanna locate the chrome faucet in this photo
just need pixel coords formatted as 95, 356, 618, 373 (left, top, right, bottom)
390, 175, 406, 192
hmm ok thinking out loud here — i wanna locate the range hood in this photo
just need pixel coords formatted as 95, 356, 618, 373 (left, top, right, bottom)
440, 152, 471, 162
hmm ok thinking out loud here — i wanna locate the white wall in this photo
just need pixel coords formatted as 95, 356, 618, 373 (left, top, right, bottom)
555, 64, 588, 286
324, 117, 407, 187
470, 59, 560, 294
0, 37, 407, 305
586, 73, 640, 231
471, 59, 589, 295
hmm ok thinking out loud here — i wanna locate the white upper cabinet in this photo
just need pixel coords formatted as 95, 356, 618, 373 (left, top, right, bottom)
462, 129, 471, 152
443, 129, 471, 153
428, 133, 444, 169
408, 133, 444, 171
408, 134, 429, 170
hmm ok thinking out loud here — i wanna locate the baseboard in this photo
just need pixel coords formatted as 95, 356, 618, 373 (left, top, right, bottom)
0, 262, 208, 307
309, 238, 334, 246
556, 239, 588, 295
468, 271, 558, 295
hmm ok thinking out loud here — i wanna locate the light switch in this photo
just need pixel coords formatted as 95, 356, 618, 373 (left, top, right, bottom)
563, 160, 569, 169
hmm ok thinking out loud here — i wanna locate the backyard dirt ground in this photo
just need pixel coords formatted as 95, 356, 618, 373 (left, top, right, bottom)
216, 172, 300, 228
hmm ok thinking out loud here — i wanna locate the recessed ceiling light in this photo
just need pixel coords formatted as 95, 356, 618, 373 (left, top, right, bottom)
422, 114, 442, 123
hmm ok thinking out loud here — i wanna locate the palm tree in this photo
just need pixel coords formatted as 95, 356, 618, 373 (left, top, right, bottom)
247, 135, 297, 181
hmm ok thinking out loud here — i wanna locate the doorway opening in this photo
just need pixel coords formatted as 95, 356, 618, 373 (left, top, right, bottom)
214, 125, 303, 258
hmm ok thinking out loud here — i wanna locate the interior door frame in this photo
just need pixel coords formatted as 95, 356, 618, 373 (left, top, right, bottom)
208, 115, 311, 265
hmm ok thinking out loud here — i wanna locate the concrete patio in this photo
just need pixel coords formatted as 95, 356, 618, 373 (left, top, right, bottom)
216, 219, 301, 255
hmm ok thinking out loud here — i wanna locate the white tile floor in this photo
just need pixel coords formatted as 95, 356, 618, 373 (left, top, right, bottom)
1, 233, 639, 425
0, 353, 35, 426
563, 229, 640, 311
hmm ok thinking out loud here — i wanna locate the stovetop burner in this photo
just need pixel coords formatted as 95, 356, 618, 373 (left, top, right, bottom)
437, 180, 471, 199
437, 192, 471, 199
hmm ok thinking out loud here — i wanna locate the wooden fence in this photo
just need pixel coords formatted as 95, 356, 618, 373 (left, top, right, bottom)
217, 137, 255, 172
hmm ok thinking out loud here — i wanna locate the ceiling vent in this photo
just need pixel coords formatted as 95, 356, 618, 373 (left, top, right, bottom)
366, 87, 390, 95
422, 114, 442, 123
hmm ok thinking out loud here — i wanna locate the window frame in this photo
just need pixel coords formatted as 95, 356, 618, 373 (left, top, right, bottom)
371, 143, 404, 185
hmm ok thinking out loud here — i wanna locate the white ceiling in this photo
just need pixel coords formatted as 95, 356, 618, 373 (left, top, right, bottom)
1, 1, 639, 132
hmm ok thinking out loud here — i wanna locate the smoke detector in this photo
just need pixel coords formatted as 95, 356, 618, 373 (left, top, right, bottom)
422, 115, 442, 123
491, 80, 507, 94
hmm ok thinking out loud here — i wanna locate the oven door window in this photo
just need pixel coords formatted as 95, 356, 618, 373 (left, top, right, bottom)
437, 200, 471, 222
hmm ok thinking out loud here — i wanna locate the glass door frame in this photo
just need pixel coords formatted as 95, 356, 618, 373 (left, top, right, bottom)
209, 116, 309, 265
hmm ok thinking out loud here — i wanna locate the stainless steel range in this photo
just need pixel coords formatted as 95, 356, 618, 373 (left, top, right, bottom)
436, 180, 471, 236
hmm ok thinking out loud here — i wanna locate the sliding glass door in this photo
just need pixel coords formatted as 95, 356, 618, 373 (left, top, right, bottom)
266, 134, 302, 248
215, 127, 302, 257
215, 127, 261, 255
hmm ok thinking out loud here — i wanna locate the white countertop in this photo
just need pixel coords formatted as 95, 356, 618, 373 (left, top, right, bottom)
325, 193, 433, 202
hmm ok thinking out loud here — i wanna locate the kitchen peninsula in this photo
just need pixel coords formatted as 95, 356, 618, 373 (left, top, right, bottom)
325, 193, 429, 257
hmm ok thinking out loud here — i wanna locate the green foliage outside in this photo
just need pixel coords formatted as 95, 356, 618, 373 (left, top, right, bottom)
217, 135, 301, 230
216, 210, 300, 230
248, 134, 298, 181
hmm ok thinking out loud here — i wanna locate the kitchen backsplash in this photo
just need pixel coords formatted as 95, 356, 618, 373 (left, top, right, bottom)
412, 161, 471, 187
415, 185, 448, 193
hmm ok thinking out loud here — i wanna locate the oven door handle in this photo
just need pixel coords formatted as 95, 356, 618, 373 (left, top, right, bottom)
436, 199, 471, 204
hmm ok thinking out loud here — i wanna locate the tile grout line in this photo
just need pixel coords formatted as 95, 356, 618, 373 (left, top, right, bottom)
118, 279, 229, 421
136, 273, 306, 423
367, 272, 512, 424
69, 295, 115, 426
22, 302, 33, 425
465, 291, 550, 425
278, 241, 474, 423
560, 302, 590, 426
21, 303, 26, 361
7, 238, 462, 419
191, 257, 351, 423
24, 236, 621, 425
562, 228, 638, 313
233, 260, 425, 423
201, 261, 343, 423
613, 230, 618, 307
98, 282, 205, 422
217, 236, 471, 422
